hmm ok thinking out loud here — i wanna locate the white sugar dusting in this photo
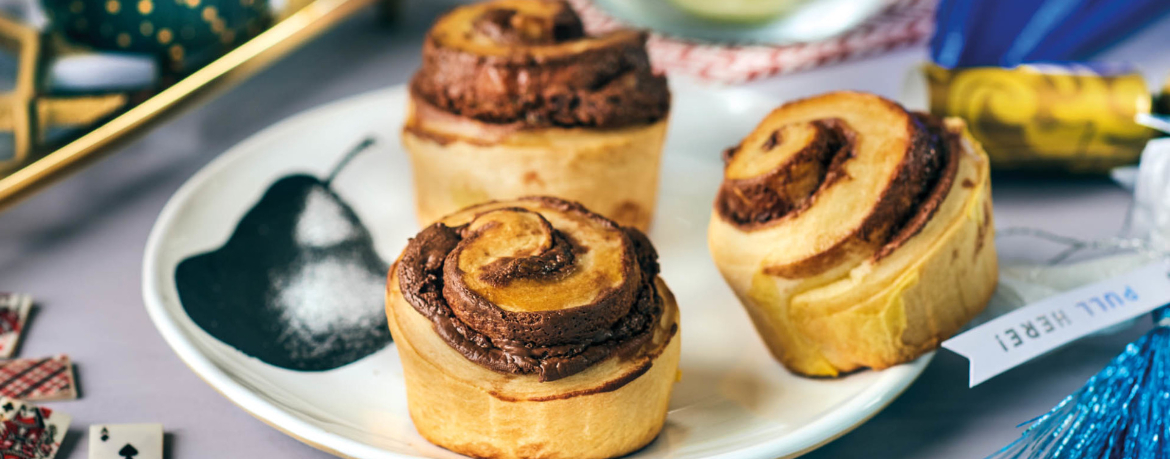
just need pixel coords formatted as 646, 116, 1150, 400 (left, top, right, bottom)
294, 188, 357, 247
274, 256, 386, 347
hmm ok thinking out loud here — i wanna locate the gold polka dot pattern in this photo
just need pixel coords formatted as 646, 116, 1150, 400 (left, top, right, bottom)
43, 0, 270, 72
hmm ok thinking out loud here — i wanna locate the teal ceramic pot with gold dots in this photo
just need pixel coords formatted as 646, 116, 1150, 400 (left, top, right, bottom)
43, 0, 271, 71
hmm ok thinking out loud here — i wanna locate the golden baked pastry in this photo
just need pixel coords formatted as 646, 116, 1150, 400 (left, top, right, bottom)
402, 0, 671, 231
386, 197, 680, 459
708, 91, 998, 377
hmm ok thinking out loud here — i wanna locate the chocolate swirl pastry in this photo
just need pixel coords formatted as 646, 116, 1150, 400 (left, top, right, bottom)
397, 199, 665, 382
708, 91, 998, 377
386, 197, 680, 459
411, 0, 669, 129
402, 0, 671, 231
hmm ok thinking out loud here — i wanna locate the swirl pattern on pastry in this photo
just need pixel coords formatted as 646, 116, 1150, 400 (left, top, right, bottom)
411, 0, 670, 129
709, 91, 997, 376
396, 197, 665, 381
715, 94, 951, 249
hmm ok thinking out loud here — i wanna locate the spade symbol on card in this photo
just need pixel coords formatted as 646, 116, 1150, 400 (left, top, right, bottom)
118, 444, 138, 458
89, 424, 161, 459
2, 402, 11, 412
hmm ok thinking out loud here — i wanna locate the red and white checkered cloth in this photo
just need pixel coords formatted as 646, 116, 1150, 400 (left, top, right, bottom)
568, 0, 937, 83
0, 356, 76, 402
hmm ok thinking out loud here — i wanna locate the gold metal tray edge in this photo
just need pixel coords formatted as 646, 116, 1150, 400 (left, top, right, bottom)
0, 0, 378, 212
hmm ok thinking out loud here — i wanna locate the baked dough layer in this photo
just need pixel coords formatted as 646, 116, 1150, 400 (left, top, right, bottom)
403, 98, 667, 231
387, 274, 679, 459
709, 92, 998, 376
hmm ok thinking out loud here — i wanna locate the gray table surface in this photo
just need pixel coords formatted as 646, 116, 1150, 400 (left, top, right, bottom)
2, 2, 1169, 458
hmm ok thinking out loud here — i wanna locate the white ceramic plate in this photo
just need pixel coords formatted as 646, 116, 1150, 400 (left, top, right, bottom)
142, 83, 932, 459
590, 0, 889, 45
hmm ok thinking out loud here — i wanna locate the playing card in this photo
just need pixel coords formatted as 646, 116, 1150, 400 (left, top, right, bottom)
0, 355, 77, 401
0, 397, 71, 459
0, 293, 32, 358
89, 424, 163, 459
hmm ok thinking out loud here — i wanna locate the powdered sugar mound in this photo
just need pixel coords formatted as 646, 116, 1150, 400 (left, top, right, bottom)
294, 187, 357, 247
274, 254, 386, 359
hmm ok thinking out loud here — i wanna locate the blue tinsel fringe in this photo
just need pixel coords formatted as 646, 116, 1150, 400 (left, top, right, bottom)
991, 307, 1170, 458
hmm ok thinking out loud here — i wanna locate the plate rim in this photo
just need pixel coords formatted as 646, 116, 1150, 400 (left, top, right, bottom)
141, 83, 933, 459
142, 86, 411, 459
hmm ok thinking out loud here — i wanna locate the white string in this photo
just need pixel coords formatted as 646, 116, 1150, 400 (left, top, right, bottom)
996, 227, 1151, 265
994, 226, 1166, 286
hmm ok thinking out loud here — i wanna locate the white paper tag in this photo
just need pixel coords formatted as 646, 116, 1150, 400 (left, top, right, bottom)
943, 260, 1170, 387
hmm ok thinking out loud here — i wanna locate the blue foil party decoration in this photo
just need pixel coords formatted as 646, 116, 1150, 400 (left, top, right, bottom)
991, 306, 1170, 458
930, 0, 1170, 68
932, 2, 1170, 455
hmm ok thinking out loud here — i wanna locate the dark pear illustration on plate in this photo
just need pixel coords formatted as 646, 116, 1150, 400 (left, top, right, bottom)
175, 138, 392, 371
